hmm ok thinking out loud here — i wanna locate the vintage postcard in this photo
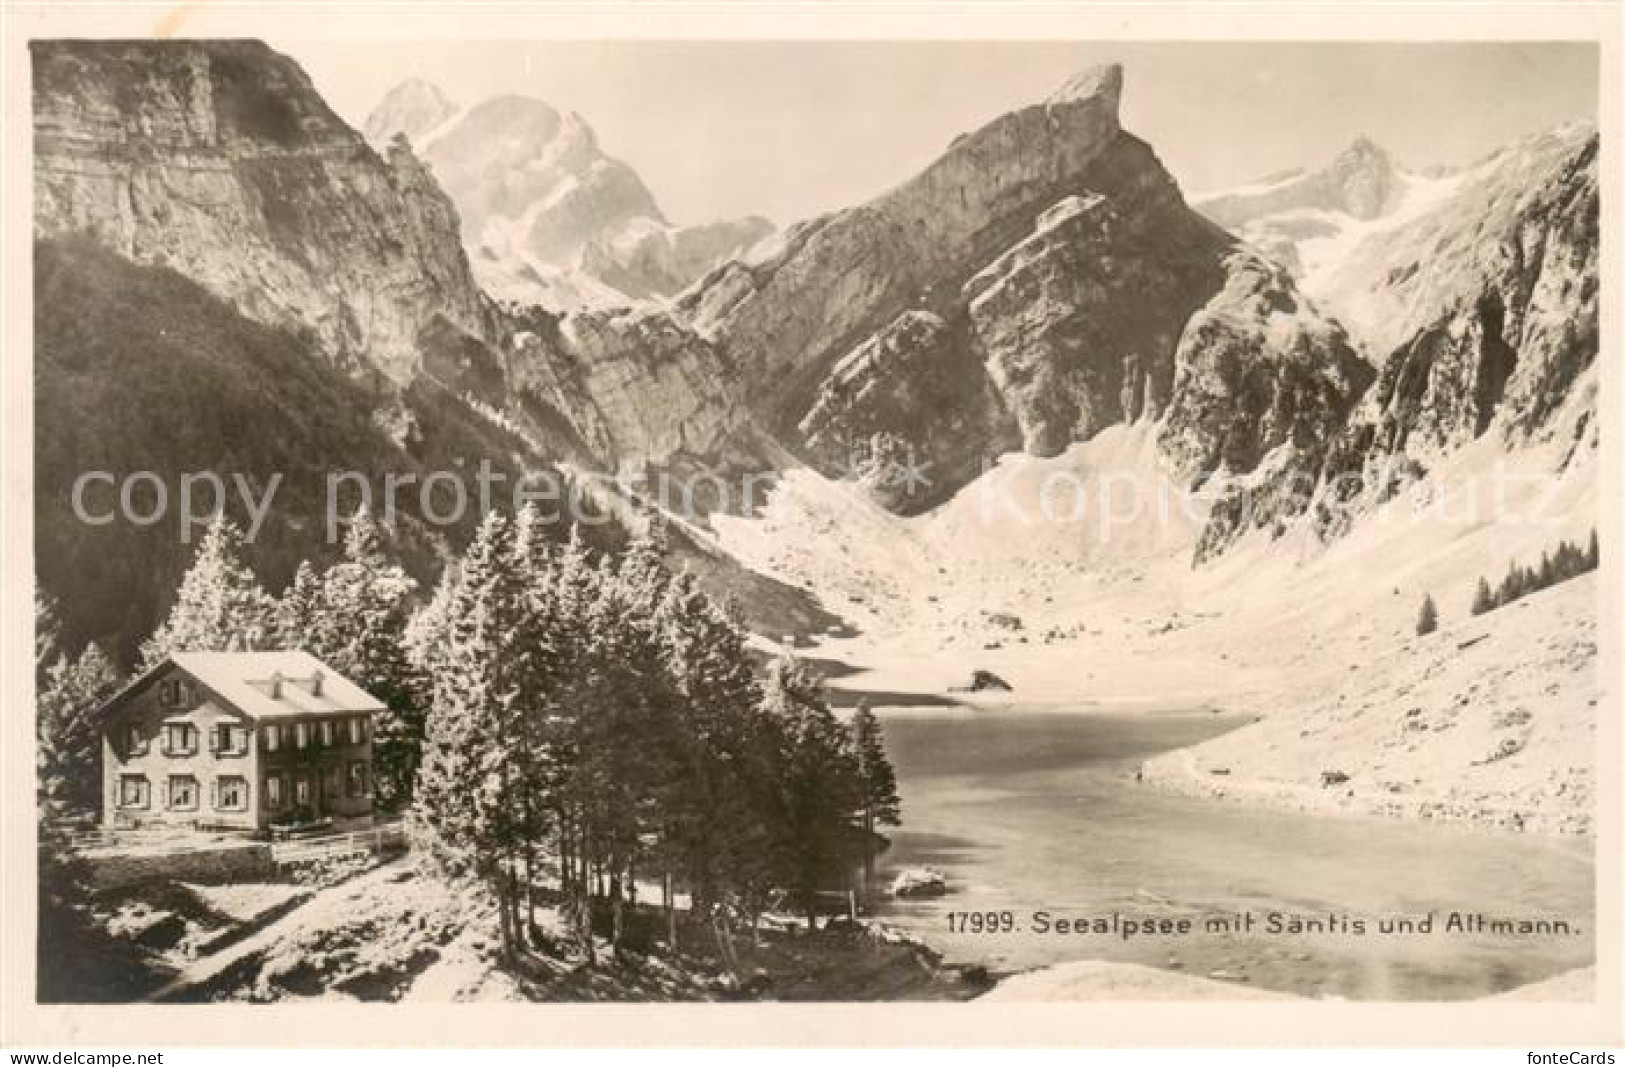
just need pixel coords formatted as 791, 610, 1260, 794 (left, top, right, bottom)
1, 1, 1620, 1049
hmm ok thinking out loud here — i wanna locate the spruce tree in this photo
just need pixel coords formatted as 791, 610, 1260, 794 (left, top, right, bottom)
653, 571, 769, 930
320, 512, 422, 808
38, 643, 121, 821
275, 560, 325, 651
1415, 593, 1439, 636
1470, 577, 1495, 616
411, 510, 533, 957
140, 514, 276, 666
404, 565, 459, 677
848, 699, 901, 883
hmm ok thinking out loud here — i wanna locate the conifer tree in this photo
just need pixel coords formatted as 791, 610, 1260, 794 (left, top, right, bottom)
320, 512, 423, 807
411, 510, 534, 956
848, 699, 901, 883
404, 565, 459, 677
38, 642, 121, 820
1470, 577, 1495, 616
1415, 592, 1439, 636
568, 552, 682, 955
274, 560, 325, 651
653, 571, 769, 935
141, 515, 277, 666
618, 514, 672, 617
757, 655, 865, 931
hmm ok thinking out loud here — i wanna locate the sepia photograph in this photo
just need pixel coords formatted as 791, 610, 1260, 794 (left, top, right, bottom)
3, 1, 1620, 1050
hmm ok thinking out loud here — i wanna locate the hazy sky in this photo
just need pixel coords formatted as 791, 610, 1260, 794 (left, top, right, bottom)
281, 40, 1598, 228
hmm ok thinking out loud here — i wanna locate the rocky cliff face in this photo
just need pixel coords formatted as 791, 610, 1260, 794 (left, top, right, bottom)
797, 310, 1017, 511
963, 187, 1222, 458
1159, 254, 1371, 484
1161, 254, 1374, 560
1305, 129, 1599, 539
32, 40, 491, 383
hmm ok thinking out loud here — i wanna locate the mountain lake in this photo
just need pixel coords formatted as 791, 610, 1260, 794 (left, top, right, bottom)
865, 706, 1594, 1000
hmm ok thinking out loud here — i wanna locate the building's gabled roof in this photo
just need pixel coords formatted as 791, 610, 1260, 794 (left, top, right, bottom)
170, 650, 385, 720
95, 649, 385, 724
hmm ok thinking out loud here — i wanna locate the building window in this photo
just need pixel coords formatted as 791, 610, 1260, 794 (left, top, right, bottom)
294, 776, 311, 805
347, 761, 370, 798
348, 716, 365, 745
264, 724, 280, 752
166, 775, 199, 811
118, 775, 149, 809
124, 724, 147, 756
319, 720, 334, 747
265, 774, 283, 809
163, 722, 197, 756
160, 678, 188, 708
323, 765, 341, 800
215, 776, 248, 812
214, 723, 248, 755
295, 722, 310, 750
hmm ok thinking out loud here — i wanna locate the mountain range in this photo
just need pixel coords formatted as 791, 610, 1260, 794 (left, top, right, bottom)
31, 39, 1599, 663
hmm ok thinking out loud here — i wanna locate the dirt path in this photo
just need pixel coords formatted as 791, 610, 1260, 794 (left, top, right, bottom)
144, 858, 413, 1002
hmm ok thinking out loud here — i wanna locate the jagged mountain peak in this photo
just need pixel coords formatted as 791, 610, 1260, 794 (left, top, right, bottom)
1340, 134, 1391, 160
1046, 61, 1124, 110
1322, 135, 1401, 214
364, 83, 781, 309
1198, 133, 1403, 226
364, 77, 459, 145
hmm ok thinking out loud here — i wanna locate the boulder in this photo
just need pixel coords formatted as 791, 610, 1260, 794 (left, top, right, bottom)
953, 669, 1012, 693
890, 867, 948, 898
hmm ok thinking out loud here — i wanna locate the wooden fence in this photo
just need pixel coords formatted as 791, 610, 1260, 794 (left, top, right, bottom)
270, 822, 408, 866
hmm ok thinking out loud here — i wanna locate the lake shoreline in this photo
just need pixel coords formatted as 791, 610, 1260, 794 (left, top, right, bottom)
1138, 743, 1596, 840
829, 672, 1591, 840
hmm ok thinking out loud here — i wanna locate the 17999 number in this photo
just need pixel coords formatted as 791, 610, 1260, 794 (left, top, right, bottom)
946, 911, 1017, 933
